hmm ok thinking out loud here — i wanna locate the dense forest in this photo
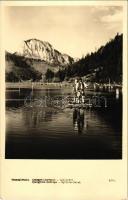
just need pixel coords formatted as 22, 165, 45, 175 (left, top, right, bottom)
46, 33, 122, 83
6, 33, 122, 83
6, 52, 42, 82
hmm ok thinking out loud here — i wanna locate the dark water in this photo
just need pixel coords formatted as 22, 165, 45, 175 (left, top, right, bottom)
6, 88, 122, 159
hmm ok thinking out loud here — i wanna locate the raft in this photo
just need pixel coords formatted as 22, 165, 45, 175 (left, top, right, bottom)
65, 102, 106, 109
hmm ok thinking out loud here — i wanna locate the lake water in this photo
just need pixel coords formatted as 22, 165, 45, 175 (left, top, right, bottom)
6, 88, 122, 159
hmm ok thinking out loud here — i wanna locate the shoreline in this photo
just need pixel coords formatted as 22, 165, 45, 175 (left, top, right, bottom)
6, 82, 122, 90
6, 82, 73, 89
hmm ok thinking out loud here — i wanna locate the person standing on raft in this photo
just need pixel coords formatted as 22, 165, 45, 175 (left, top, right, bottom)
73, 78, 88, 103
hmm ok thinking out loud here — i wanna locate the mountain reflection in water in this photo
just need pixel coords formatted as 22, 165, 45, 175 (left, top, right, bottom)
6, 88, 122, 159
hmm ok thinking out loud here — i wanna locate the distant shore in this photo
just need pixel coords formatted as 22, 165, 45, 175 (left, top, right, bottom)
6, 82, 73, 89
6, 82, 122, 90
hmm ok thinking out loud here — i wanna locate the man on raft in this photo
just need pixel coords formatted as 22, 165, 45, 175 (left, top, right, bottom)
73, 78, 88, 104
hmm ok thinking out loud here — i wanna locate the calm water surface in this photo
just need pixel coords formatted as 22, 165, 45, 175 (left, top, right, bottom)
6, 88, 122, 159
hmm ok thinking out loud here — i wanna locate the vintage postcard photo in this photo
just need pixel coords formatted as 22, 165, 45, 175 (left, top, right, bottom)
5, 4, 123, 159
0, 1, 127, 200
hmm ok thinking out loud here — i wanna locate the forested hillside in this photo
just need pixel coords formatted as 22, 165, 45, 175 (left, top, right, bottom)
5, 52, 42, 82
53, 34, 122, 83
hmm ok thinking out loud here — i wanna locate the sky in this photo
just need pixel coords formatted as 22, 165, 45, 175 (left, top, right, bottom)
4, 6, 123, 58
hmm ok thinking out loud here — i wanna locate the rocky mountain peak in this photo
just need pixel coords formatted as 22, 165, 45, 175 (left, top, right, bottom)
16, 39, 74, 66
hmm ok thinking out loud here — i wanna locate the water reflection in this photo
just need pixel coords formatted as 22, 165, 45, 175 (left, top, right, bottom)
23, 107, 57, 128
73, 108, 88, 134
6, 88, 122, 159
